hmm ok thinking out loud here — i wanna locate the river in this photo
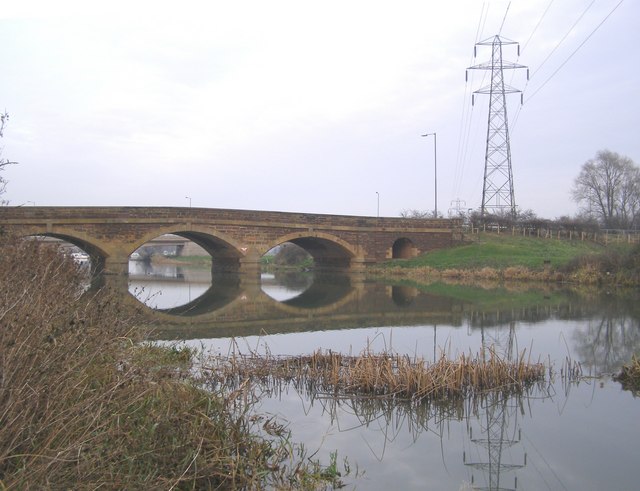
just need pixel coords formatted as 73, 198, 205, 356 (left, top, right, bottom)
128, 261, 639, 490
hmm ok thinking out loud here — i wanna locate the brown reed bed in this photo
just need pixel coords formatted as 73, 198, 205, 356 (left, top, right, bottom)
370, 264, 567, 285
204, 347, 547, 404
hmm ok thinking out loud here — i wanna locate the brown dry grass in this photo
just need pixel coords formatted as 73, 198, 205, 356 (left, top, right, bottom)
615, 355, 640, 396
374, 264, 565, 284
0, 236, 347, 489
204, 347, 546, 403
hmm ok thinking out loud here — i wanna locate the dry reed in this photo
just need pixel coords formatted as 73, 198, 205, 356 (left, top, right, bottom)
615, 355, 640, 395
204, 346, 546, 404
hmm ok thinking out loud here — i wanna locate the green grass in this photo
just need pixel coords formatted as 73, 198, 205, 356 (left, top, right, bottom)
393, 233, 611, 270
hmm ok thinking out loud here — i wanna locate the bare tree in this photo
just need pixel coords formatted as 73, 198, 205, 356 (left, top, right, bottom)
399, 209, 440, 219
0, 111, 17, 202
572, 150, 640, 229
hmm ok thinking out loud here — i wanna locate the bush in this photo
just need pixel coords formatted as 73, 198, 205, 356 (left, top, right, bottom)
560, 244, 640, 285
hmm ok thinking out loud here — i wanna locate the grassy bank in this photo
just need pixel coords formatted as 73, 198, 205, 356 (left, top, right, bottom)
373, 232, 640, 286
0, 237, 346, 489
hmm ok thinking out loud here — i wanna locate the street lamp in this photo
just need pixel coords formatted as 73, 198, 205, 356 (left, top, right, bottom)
376, 191, 379, 218
185, 196, 191, 208
421, 132, 438, 218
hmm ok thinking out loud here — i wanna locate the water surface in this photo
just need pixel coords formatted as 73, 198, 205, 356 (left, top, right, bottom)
128, 264, 640, 490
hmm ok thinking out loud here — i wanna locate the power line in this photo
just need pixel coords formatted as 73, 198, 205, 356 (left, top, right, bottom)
478, 1, 490, 42
453, 2, 489, 201
529, 0, 596, 80
509, 0, 556, 133
521, 0, 555, 54
498, 2, 511, 35
526, 0, 625, 103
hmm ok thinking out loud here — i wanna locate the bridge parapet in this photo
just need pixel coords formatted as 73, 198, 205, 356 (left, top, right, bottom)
1, 206, 462, 275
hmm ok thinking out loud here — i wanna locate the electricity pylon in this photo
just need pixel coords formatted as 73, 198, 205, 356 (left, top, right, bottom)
467, 35, 528, 217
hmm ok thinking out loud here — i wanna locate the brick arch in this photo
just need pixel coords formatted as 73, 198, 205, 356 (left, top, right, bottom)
392, 237, 416, 259
262, 231, 359, 258
23, 231, 109, 258
129, 225, 247, 258
17, 229, 111, 273
262, 231, 360, 270
130, 226, 254, 273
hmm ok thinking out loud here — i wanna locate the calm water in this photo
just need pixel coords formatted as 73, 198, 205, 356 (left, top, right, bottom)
128, 262, 640, 491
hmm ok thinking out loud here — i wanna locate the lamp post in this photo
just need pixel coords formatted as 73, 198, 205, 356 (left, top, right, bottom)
376, 191, 379, 218
185, 196, 191, 208
421, 132, 438, 218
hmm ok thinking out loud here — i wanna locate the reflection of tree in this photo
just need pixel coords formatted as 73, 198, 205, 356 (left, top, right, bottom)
391, 285, 418, 306
572, 315, 640, 373
272, 271, 314, 290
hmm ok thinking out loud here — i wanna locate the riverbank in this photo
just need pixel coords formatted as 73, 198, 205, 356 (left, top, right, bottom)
152, 232, 640, 286
371, 232, 640, 287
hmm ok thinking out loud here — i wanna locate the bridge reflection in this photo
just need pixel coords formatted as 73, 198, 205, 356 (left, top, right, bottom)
95, 270, 640, 344
95, 272, 462, 339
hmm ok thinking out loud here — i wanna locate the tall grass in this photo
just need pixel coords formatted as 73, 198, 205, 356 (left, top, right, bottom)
0, 236, 346, 489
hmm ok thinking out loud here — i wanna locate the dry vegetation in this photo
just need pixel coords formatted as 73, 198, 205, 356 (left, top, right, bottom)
204, 347, 547, 404
374, 264, 565, 284
615, 356, 640, 396
0, 236, 347, 489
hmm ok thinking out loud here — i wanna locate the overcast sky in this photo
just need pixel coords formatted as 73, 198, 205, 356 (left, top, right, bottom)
0, 0, 637, 218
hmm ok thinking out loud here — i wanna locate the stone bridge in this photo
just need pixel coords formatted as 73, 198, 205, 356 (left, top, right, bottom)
0, 206, 462, 275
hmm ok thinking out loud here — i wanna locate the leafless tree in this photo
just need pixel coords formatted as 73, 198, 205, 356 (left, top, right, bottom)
572, 150, 640, 229
399, 209, 440, 219
0, 111, 17, 202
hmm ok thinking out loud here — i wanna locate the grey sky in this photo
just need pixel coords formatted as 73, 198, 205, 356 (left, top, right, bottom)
1, 0, 638, 218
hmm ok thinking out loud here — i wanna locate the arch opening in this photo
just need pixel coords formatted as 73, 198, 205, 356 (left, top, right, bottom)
263, 234, 356, 273
23, 234, 103, 276
392, 238, 416, 259
260, 235, 356, 307
130, 230, 246, 274
263, 243, 313, 271
128, 233, 221, 310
